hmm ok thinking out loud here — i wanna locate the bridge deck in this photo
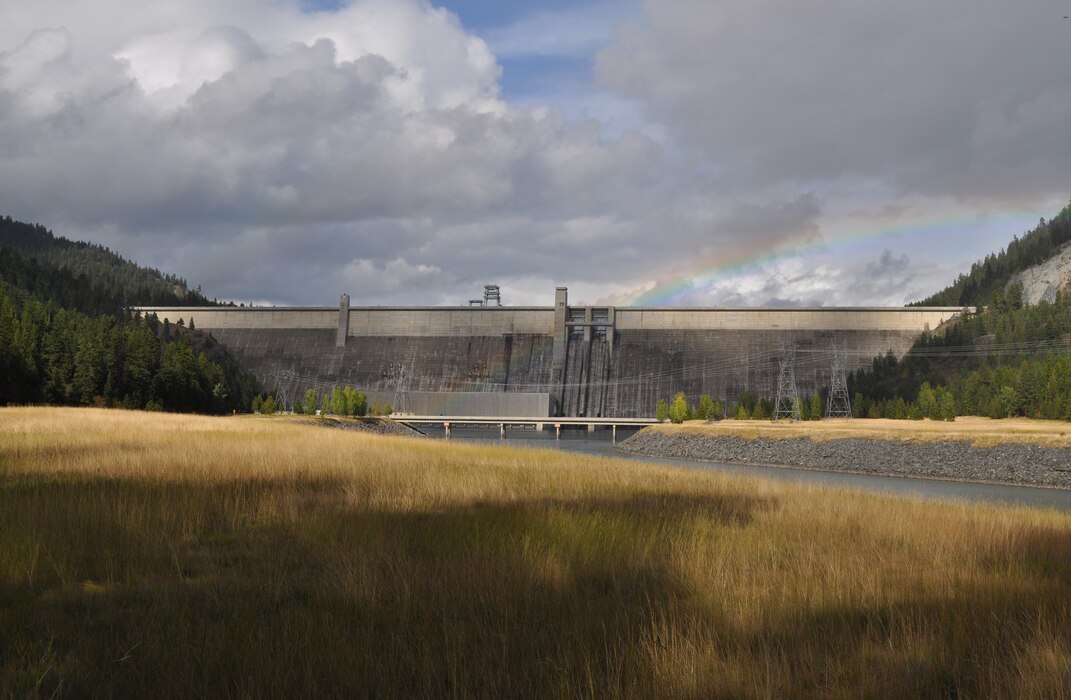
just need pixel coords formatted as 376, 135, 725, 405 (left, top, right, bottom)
396, 415, 658, 426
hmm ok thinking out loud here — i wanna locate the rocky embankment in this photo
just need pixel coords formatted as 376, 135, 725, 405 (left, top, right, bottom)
617, 429, 1071, 489
318, 417, 424, 437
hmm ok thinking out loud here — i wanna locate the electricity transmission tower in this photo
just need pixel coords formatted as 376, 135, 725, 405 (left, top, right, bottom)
269, 368, 297, 412
826, 341, 853, 418
773, 341, 802, 421
387, 363, 412, 414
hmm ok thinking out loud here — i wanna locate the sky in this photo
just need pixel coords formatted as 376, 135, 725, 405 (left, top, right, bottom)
1, 0, 1068, 307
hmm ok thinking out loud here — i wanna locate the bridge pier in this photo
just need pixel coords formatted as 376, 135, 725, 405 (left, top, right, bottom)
499, 423, 505, 439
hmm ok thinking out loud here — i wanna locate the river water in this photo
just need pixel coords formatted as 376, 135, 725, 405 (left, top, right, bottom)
416, 425, 1071, 511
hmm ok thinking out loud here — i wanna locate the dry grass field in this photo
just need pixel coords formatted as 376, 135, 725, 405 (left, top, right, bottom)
2, 407, 1071, 697
664, 415, 1071, 448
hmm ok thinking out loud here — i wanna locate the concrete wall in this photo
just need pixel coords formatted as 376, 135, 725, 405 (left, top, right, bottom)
614, 307, 960, 331
135, 301, 967, 418
363, 391, 551, 417
152, 307, 555, 335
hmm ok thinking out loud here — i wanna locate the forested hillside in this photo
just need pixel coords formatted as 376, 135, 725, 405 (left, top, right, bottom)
913, 203, 1071, 307
849, 202, 1071, 421
0, 217, 257, 413
0, 216, 222, 312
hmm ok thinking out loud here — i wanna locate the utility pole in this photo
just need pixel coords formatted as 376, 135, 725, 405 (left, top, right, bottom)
826, 341, 853, 418
773, 341, 802, 421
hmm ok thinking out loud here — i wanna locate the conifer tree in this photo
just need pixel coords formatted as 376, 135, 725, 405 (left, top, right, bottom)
303, 389, 318, 416
669, 392, 691, 424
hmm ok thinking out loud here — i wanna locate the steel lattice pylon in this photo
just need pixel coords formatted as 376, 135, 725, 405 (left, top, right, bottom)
386, 362, 413, 415
826, 341, 853, 418
269, 368, 298, 412
773, 341, 802, 421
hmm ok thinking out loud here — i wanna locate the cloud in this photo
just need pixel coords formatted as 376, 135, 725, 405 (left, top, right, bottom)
595, 0, 1071, 206
0, 0, 1066, 309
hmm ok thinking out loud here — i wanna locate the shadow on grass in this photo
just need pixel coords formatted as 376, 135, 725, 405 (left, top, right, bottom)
2, 475, 1070, 697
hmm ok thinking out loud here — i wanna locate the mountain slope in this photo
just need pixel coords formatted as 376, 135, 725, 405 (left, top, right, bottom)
0, 217, 257, 413
913, 204, 1071, 307
850, 203, 1071, 421
0, 216, 219, 310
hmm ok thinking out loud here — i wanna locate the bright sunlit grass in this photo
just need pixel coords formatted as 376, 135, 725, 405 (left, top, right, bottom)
665, 415, 1071, 448
2, 407, 1070, 697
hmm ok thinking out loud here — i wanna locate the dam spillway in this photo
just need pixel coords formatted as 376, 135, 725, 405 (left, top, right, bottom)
135, 288, 967, 418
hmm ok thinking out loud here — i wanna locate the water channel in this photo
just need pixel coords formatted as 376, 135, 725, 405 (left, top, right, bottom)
416, 425, 1071, 511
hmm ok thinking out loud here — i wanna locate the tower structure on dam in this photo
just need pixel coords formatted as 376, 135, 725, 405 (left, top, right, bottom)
135, 289, 968, 418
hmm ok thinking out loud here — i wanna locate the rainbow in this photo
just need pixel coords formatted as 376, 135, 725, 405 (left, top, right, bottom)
629, 206, 1054, 307
412, 206, 1054, 397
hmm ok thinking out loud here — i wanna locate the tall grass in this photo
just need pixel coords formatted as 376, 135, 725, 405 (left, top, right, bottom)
2, 407, 1070, 697
668, 415, 1071, 447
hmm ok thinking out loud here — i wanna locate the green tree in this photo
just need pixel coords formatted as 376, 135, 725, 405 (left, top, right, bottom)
261, 394, 277, 415
669, 392, 691, 424
917, 382, 937, 419
382, 402, 393, 415
321, 393, 331, 416
252, 395, 263, 413
332, 386, 347, 416
353, 391, 368, 417
696, 394, 715, 420
809, 394, 823, 421
655, 399, 670, 422
303, 389, 318, 416
938, 390, 956, 421
995, 385, 1020, 418
737, 391, 758, 416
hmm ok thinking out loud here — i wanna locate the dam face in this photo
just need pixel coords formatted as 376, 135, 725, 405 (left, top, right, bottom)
136, 288, 966, 418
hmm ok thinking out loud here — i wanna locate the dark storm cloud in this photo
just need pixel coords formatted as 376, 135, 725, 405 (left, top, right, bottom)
596, 0, 1071, 206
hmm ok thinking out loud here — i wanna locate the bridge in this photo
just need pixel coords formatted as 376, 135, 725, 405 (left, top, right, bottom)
395, 415, 659, 441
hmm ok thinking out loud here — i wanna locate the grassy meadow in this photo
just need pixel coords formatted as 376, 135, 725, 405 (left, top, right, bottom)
2, 407, 1071, 697
662, 415, 1071, 448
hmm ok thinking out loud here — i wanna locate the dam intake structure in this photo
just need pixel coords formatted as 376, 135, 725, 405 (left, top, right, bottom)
135, 288, 968, 418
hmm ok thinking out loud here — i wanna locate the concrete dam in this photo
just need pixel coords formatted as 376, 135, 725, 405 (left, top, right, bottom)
136, 288, 966, 418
